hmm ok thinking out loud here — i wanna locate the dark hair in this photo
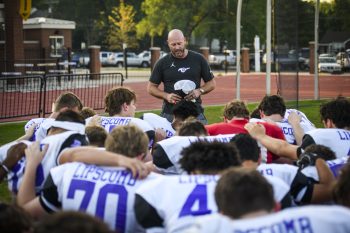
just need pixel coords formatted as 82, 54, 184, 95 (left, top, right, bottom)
180, 140, 241, 174
85, 126, 107, 147
0, 203, 33, 233
54, 92, 83, 112
223, 100, 250, 120
250, 108, 261, 119
172, 100, 199, 121
304, 144, 336, 161
34, 211, 112, 233
333, 162, 350, 208
80, 107, 96, 119
177, 118, 208, 136
319, 96, 350, 129
55, 110, 85, 125
215, 168, 275, 219
230, 133, 260, 162
104, 87, 136, 116
258, 95, 286, 117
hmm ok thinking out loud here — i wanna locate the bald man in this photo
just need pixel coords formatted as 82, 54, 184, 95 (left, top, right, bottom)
147, 29, 216, 124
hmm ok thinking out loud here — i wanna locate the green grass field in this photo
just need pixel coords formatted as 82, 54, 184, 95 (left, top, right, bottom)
0, 99, 327, 202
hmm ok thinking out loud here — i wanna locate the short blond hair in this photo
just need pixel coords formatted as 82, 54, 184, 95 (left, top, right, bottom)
223, 100, 249, 120
105, 124, 148, 158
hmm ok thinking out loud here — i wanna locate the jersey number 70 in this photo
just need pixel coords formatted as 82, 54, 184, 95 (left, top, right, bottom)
67, 179, 128, 232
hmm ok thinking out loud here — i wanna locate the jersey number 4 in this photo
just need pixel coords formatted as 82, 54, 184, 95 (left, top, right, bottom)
179, 184, 212, 217
67, 179, 127, 232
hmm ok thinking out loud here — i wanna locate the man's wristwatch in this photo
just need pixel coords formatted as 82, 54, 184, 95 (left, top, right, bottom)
199, 88, 205, 94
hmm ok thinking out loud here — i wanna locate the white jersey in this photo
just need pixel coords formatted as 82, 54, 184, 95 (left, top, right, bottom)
305, 128, 350, 158
284, 109, 315, 132
263, 175, 291, 206
24, 118, 46, 141
135, 174, 220, 233
39, 162, 161, 233
187, 205, 350, 233
0, 140, 32, 194
142, 113, 176, 138
6, 131, 87, 194
86, 116, 155, 147
258, 163, 316, 204
301, 156, 350, 180
153, 135, 236, 174
251, 109, 316, 145
34, 118, 55, 141
134, 174, 289, 233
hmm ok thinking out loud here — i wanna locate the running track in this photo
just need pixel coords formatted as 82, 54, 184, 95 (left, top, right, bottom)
1, 72, 349, 122
124, 72, 350, 111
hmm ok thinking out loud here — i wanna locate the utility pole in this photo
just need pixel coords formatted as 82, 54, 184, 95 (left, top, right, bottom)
314, 0, 320, 100
236, 0, 242, 99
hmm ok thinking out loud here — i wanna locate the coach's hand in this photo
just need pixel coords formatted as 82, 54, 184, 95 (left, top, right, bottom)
184, 89, 201, 101
165, 93, 182, 104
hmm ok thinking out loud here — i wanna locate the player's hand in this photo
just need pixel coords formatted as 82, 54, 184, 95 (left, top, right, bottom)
288, 111, 302, 126
296, 152, 320, 169
155, 128, 167, 142
166, 93, 182, 104
117, 156, 150, 179
244, 123, 266, 139
23, 123, 37, 140
24, 142, 48, 169
3, 142, 28, 170
184, 89, 201, 101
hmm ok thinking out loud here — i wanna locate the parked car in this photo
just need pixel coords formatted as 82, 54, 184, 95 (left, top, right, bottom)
100, 51, 117, 66
115, 51, 166, 68
71, 52, 89, 67
209, 50, 236, 69
318, 56, 342, 74
115, 52, 148, 67
138, 50, 167, 65
262, 50, 306, 71
336, 51, 350, 71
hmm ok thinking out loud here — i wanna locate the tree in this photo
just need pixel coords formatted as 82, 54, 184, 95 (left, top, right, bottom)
106, 0, 138, 50
137, 0, 220, 45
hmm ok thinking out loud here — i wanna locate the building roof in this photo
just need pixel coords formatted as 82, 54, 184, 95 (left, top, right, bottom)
320, 31, 350, 44
23, 17, 75, 30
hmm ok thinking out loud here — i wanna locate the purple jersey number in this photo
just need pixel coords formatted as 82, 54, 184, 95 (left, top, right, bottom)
179, 184, 212, 217
67, 179, 128, 232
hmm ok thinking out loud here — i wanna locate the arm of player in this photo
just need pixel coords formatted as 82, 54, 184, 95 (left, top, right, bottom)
0, 142, 28, 183
288, 112, 304, 145
17, 142, 48, 206
245, 123, 299, 160
15, 124, 37, 142
147, 81, 182, 104
311, 158, 336, 203
58, 147, 149, 178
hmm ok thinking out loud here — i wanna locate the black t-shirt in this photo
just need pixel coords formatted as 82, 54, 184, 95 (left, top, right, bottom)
150, 50, 214, 114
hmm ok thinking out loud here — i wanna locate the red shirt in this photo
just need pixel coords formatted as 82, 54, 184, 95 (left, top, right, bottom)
205, 118, 286, 163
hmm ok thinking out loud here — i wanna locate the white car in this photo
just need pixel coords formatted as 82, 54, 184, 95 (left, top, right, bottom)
318, 57, 342, 73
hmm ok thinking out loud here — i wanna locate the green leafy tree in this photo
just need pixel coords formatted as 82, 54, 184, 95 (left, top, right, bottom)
137, 0, 220, 45
106, 0, 138, 50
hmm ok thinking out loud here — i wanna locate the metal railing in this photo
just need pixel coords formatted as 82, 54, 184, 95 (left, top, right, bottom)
0, 72, 124, 120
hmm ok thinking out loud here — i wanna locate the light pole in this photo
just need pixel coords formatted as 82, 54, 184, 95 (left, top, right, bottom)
266, 0, 272, 96
314, 0, 320, 100
236, 0, 242, 100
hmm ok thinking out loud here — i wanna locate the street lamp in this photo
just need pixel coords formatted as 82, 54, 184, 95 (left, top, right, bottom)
314, 0, 320, 100
236, 0, 242, 100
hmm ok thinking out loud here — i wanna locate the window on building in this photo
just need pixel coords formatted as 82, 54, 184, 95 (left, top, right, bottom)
49, 36, 64, 57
